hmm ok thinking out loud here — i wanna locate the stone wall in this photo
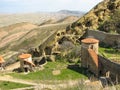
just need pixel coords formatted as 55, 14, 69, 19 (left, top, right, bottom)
98, 55, 120, 82
87, 30, 120, 47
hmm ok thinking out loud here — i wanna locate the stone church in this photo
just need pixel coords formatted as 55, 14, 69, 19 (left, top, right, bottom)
81, 37, 120, 83
81, 37, 99, 76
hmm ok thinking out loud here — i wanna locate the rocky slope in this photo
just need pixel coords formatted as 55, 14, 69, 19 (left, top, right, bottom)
67, 0, 120, 36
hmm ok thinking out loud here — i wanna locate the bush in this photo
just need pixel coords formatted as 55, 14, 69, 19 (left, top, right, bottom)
99, 9, 120, 34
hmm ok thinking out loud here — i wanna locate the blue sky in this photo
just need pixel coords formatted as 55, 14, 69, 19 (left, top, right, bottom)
0, 0, 103, 13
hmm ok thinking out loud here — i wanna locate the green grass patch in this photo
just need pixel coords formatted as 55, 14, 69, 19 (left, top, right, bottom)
9, 61, 87, 81
99, 47, 120, 61
0, 81, 31, 90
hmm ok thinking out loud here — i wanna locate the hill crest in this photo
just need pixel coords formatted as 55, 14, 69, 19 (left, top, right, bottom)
67, 0, 120, 35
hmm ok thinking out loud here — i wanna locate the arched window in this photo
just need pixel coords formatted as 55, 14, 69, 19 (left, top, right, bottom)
90, 45, 94, 49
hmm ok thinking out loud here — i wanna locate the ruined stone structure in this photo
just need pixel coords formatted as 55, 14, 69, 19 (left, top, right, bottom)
81, 38, 99, 76
19, 54, 35, 72
0, 56, 5, 70
81, 37, 120, 82
99, 56, 120, 83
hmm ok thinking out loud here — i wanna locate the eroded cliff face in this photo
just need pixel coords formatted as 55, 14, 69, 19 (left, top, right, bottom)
67, 0, 120, 35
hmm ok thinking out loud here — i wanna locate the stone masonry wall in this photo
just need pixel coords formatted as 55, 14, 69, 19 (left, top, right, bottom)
87, 30, 120, 47
98, 55, 120, 82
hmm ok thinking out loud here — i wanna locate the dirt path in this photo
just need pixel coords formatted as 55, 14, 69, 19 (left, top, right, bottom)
0, 75, 36, 85
11, 86, 35, 90
5, 61, 20, 71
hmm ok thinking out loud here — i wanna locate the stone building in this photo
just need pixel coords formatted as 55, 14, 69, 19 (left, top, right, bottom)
81, 37, 120, 83
81, 38, 99, 76
0, 56, 5, 70
19, 54, 35, 72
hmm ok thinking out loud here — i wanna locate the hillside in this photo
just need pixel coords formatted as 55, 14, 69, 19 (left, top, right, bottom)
0, 0, 119, 64
0, 22, 70, 54
67, 0, 120, 36
0, 1, 120, 89
57, 10, 85, 16
0, 13, 66, 27
1, 0, 120, 60
0, 22, 38, 49
39, 19, 57, 26
0, 10, 83, 61
0, 11, 84, 27
0, 10, 84, 53
56, 16, 79, 23
39, 16, 79, 26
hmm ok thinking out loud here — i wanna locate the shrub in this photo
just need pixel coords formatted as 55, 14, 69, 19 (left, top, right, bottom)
99, 9, 120, 34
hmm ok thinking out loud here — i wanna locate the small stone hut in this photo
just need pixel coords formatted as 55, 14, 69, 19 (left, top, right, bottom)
81, 38, 99, 76
18, 54, 35, 72
0, 56, 5, 70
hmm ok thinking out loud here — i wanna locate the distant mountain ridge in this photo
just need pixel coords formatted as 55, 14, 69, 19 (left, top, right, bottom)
57, 10, 85, 16
0, 10, 85, 27
39, 16, 79, 26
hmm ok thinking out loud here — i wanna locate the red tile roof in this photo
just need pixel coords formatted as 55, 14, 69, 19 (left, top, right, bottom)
88, 49, 98, 67
0, 56, 5, 63
81, 38, 99, 44
19, 54, 31, 59
19, 54, 35, 66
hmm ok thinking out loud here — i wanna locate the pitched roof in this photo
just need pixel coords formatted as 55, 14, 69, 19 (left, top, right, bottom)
88, 49, 98, 67
81, 38, 99, 44
19, 54, 31, 59
0, 56, 5, 63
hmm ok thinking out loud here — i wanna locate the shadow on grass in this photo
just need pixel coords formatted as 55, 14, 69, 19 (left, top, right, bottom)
67, 64, 88, 78
104, 49, 120, 54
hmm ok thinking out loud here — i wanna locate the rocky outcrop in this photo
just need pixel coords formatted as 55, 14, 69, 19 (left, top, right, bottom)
67, 0, 120, 37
